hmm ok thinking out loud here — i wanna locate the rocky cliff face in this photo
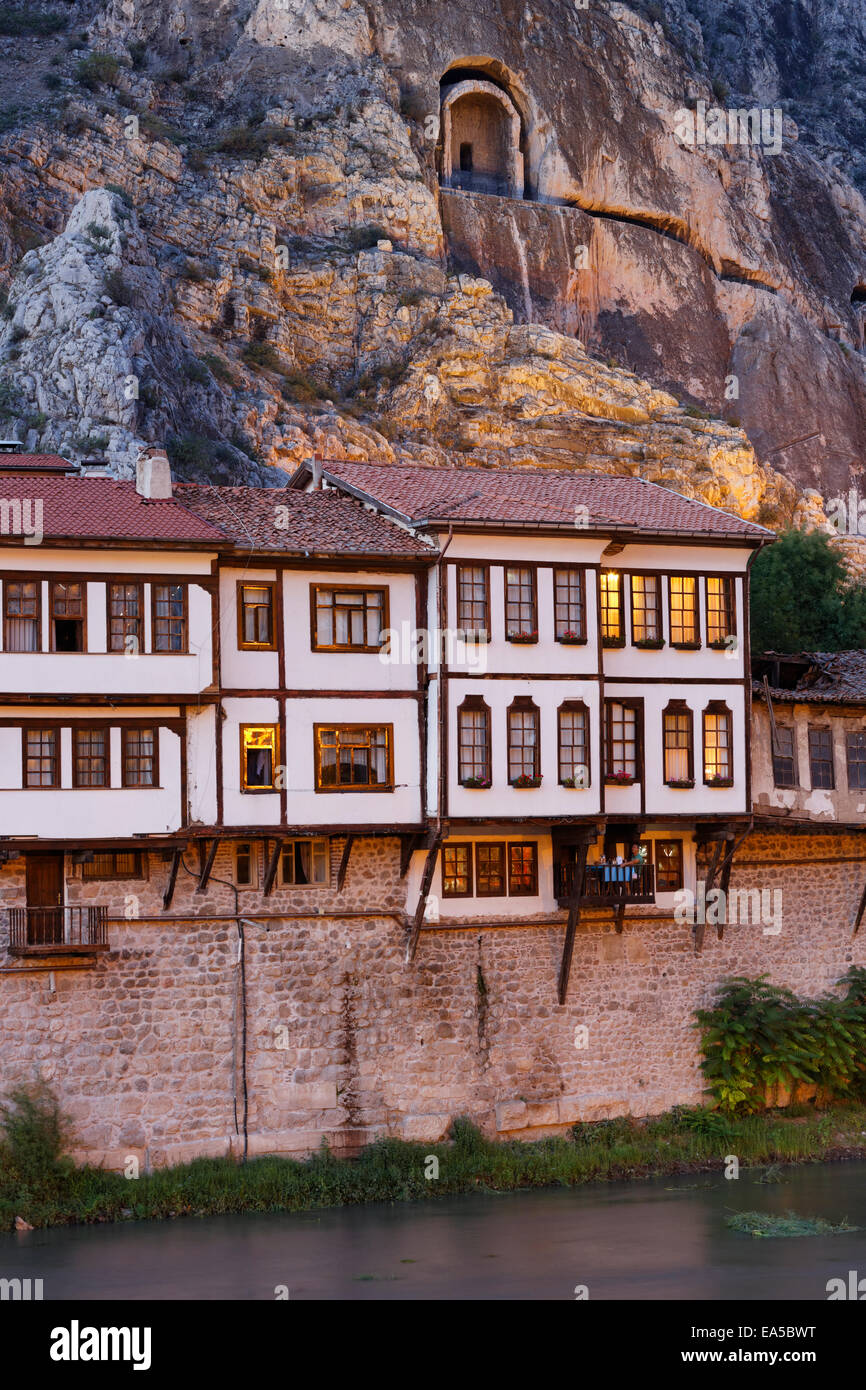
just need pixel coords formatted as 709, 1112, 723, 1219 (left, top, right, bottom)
0, 0, 864, 528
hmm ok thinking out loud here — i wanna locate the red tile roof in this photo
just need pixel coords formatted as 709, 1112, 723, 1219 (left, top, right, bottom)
175, 484, 433, 557
302, 459, 772, 540
0, 476, 225, 543
0, 453, 73, 472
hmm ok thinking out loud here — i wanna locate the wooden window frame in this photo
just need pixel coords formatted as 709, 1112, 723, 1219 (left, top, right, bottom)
507, 841, 538, 897
278, 837, 330, 887
455, 564, 490, 640
771, 724, 797, 789
121, 725, 159, 789
475, 841, 507, 897
705, 575, 736, 649
662, 699, 694, 786
151, 582, 189, 654
600, 570, 625, 646
507, 696, 540, 784
3, 577, 41, 653
702, 701, 733, 786
846, 730, 866, 790
630, 573, 664, 647
655, 839, 684, 893
557, 700, 590, 787
442, 842, 473, 898
553, 567, 586, 643
82, 850, 143, 881
807, 726, 834, 790
313, 723, 394, 793
72, 726, 110, 789
240, 723, 280, 793
603, 698, 642, 784
107, 580, 144, 655
237, 580, 277, 651
668, 574, 700, 649
22, 727, 58, 789
504, 564, 538, 642
50, 578, 87, 653
457, 695, 491, 786
309, 584, 389, 653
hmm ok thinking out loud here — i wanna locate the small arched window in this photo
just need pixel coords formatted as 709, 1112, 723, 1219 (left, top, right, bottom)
703, 701, 733, 785
662, 700, 694, 786
458, 695, 491, 787
508, 696, 540, 784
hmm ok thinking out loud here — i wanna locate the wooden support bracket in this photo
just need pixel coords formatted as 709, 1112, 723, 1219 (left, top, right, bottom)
337, 835, 355, 892
557, 840, 589, 1004
162, 848, 182, 911
195, 839, 218, 894
263, 839, 282, 897
405, 833, 442, 964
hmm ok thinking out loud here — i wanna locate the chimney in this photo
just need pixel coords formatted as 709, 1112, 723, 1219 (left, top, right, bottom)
136, 446, 173, 500
310, 455, 323, 490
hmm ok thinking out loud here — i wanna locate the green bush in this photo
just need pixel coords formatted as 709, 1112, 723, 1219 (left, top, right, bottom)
76, 53, 121, 91
750, 528, 866, 653
0, 1083, 68, 1180
695, 970, 866, 1113
242, 340, 281, 372
0, 7, 66, 36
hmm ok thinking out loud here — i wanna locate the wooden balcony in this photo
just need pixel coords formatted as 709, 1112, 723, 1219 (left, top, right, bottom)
8, 906, 109, 955
555, 862, 655, 908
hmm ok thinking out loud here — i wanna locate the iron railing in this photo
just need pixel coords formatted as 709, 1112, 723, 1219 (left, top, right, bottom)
555, 862, 655, 906
8, 906, 108, 953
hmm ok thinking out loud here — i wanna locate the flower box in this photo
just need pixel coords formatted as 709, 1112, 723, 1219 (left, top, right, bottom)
507, 630, 538, 643
602, 636, 626, 648
461, 776, 491, 789
634, 638, 664, 649
605, 771, 635, 785
557, 631, 586, 645
510, 774, 542, 788
560, 777, 588, 789
708, 638, 732, 651
666, 778, 695, 789
705, 776, 733, 788
671, 641, 701, 650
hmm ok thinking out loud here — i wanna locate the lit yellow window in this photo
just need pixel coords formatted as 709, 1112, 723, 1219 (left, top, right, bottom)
600, 571, 622, 643
241, 725, 278, 791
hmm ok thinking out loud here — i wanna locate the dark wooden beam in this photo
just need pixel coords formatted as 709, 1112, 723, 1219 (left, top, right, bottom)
715, 825, 752, 939
162, 849, 182, 911
336, 835, 355, 892
399, 831, 425, 879
853, 875, 866, 936
405, 833, 442, 963
557, 840, 589, 1004
263, 839, 282, 897
195, 839, 218, 894
614, 899, 626, 935
695, 839, 724, 954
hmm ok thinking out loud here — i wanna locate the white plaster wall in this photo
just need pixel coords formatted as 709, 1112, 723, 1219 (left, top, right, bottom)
280, 569, 419, 691
221, 696, 281, 826
219, 568, 279, 690
188, 705, 218, 825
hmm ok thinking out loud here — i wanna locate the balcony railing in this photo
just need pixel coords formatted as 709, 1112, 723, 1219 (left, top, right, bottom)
555, 862, 655, 907
8, 906, 109, 954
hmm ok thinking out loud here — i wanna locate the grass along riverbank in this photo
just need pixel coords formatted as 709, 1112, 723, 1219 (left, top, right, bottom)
3, 1097, 866, 1232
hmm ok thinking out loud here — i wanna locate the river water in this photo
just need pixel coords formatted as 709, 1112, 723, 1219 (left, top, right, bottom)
4, 1160, 866, 1300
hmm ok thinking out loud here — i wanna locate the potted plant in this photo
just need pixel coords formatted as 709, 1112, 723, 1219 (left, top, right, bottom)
462, 775, 491, 789
605, 769, 634, 785
557, 629, 585, 644
705, 774, 733, 787
634, 637, 665, 649
510, 772, 542, 788
507, 629, 538, 643
560, 776, 587, 789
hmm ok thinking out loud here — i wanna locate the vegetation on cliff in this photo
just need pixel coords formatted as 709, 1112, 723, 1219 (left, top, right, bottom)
750, 530, 866, 653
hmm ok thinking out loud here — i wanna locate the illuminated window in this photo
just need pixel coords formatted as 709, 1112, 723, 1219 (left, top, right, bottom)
475, 843, 506, 896
703, 703, 732, 783
655, 840, 683, 892
669, 576, 698, 646
508, 843, 538, 896
108, 583, 142, 654
442, 843, 472, 897
312, 587, 386, 651
706, 576, 735, 646
238, 583, 275, 648
279, 839, 329, 886
241, 725, 278, 791
553, 568, 585, 641
315, 725, 391, 790
662, 701, 693, 784
631, 575, 661, 643
600, 571, 623, 644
